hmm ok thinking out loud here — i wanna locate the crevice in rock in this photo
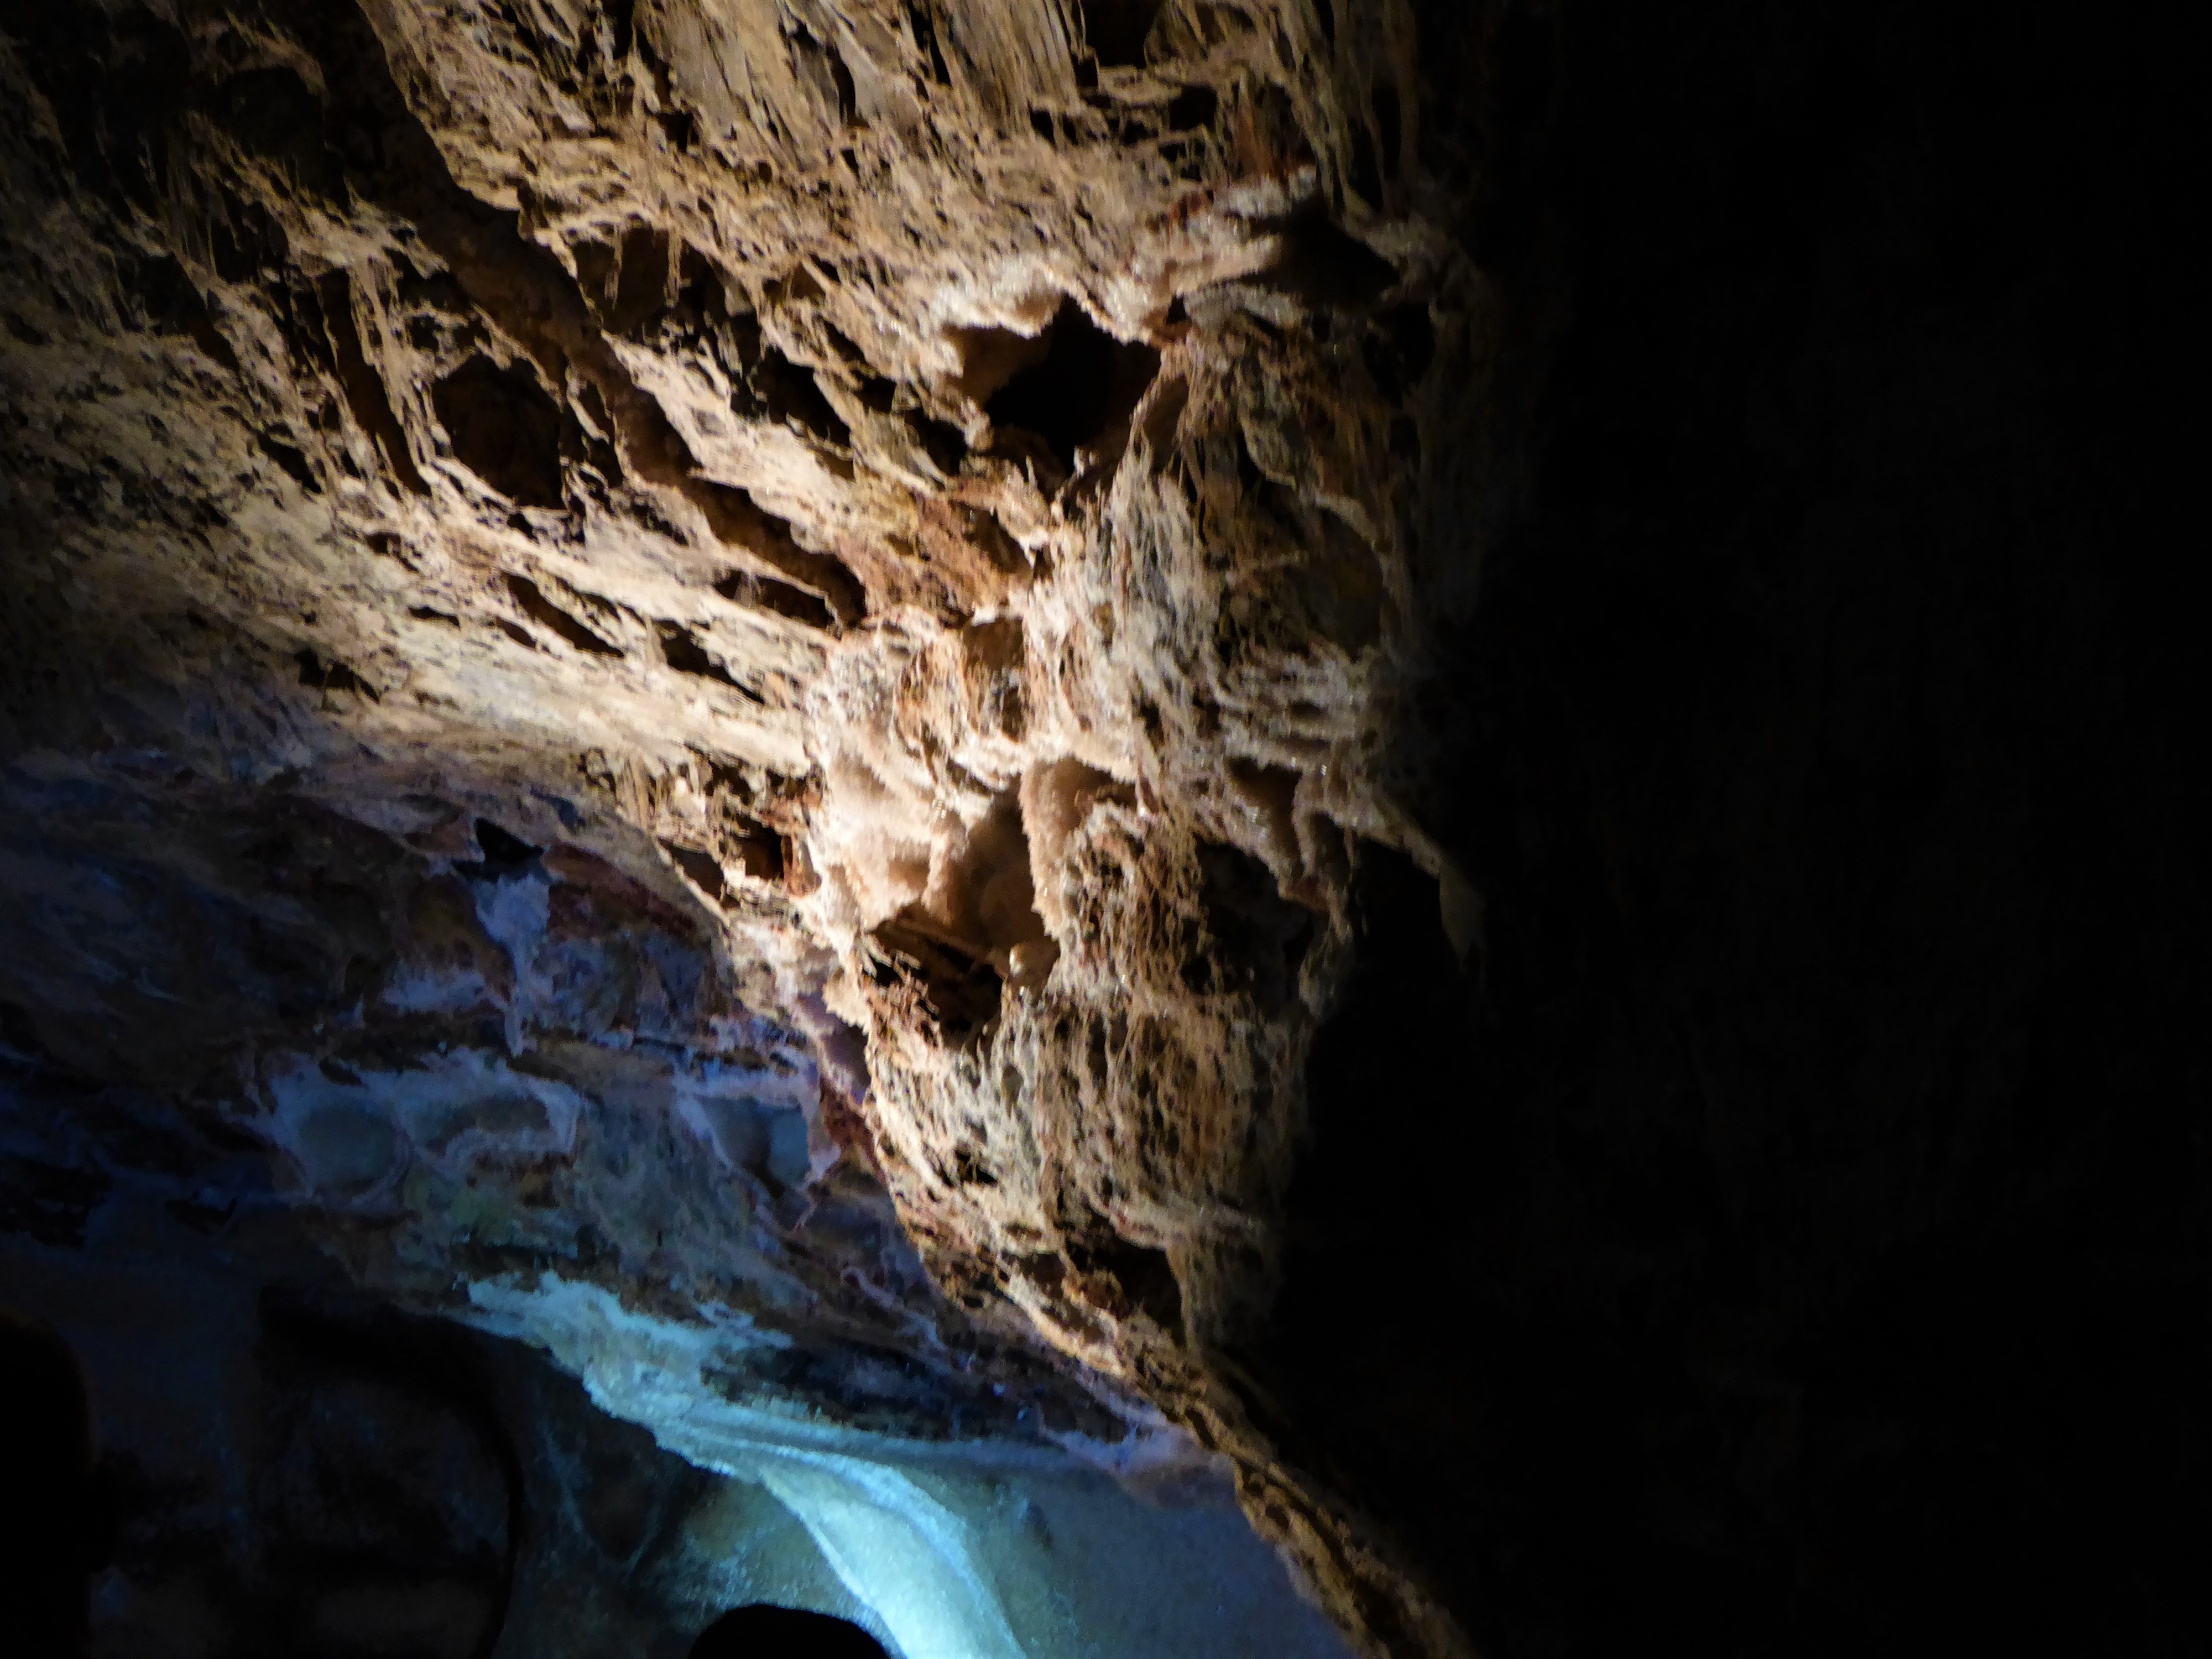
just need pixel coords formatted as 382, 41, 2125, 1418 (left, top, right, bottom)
1065, 1230, 1183, 1338
687, 481, 865, 625
787, 22, 860, 132
984, 298, 1160, 480
865, 919, 1003, 1047
1164, 83, 1217, 133
720, 817, 787, 885
1249, 206, 1400, 310
457, 820, 542, 880
434, 357, 567, 509
655, 621, 759, 701
711, 568, 836, 632
132, 252, 241, 372
293, 646, 378, 703
755, 346, 853, 448
608, 223, 673, 335
258, 431, 322, 494
504, 574, 623, 658
900, 788, 1061, 995
662, 841, 727, 906
1082, 0, 1164, 69
1183, 838, 1312, 1015
315, 270, 430, 502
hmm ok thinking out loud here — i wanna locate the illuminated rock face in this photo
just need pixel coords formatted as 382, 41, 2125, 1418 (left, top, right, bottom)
10, 4, 2204, 1656
1, 2, 1490, 1653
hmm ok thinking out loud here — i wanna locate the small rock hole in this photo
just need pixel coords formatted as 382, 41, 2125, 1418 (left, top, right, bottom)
505, 574, 622, 656
609, 225, 672, 334
757, 348, 851, 447
432, 356, 566, 508
1166, 84, 1217, 132
712, 569, 836, 633
656, 622, 761, 700
462, 820, 541, 878
1067, 1233, 1184, 1337
1084, 0, 1162, 67
293, 647, 378, 702
985, 299, 1161, 479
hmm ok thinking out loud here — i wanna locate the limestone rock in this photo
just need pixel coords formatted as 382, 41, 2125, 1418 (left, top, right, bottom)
3, 1, 1496, 1652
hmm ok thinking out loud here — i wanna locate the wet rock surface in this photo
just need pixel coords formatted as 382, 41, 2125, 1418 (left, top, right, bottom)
1, 1062, 1352, 1658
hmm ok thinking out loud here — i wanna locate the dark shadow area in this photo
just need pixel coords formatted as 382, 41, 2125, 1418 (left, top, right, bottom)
505, 573, 624, 656
1247, 2, 2207, 1656
0, 1165, 752, 1658
432, 355, 567, 509
755, 347, 853, 449
985, 298, 1160, 478
713, 566, 839, 632
1082, 0, 1162, 69
689, 1604, 889, 1658
0, 1312, 107, 1659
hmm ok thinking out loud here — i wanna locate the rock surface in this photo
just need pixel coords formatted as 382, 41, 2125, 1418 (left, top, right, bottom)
0, 1079, 1359, 1658
11, 2, 2203, 1655
2, 1, 1491, 1651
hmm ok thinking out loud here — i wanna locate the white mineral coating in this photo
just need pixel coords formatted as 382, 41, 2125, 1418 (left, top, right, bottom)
466, 1272, 1355, 1659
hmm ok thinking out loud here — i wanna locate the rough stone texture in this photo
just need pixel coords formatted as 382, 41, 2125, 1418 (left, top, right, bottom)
10, 2, 2203, 1655
0, 1055, 1359, 1658
1, 1, 1488, 1651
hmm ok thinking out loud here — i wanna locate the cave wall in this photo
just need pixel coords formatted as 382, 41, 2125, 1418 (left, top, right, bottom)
4, 0, 2201, 1655
2, 0, 1495, 1651
1, 1058, 1356, 1658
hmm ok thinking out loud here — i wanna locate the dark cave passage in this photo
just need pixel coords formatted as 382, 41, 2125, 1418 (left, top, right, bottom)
0, 1313, 103, 1659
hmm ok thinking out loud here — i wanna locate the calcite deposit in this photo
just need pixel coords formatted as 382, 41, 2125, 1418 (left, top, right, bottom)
2, 2, 1493, 1652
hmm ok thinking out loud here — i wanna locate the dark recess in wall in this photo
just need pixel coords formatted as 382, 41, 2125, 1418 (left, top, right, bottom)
689, 1603, 889, 1657
985, 298, 1160, 478
434, 355, 568, 508
1248, 2, 2206, 1656
0, 1314, 105, 1658
1082, 0, 1161, 69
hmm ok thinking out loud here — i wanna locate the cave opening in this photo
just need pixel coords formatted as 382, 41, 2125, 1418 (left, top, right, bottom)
431, 355, 568, 509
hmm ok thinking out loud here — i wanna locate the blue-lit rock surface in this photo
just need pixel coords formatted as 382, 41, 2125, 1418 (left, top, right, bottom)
3, 987, 1353, 1658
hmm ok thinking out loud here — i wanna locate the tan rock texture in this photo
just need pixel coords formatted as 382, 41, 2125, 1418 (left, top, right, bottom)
1, 3, 1506, 1651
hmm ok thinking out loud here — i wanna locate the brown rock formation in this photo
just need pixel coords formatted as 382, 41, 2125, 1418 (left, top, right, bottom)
11, 1, 2208, 1653
2, 2, 1497, 1651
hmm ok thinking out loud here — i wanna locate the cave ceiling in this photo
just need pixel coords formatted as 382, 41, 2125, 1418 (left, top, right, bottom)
1, 2, 1494, 1653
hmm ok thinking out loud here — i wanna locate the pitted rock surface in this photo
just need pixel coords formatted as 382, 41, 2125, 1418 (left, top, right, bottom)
2, 3, 1495, 1652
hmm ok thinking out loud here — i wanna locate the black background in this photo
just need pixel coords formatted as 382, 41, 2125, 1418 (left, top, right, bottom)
1253, 3, 2206, 1654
